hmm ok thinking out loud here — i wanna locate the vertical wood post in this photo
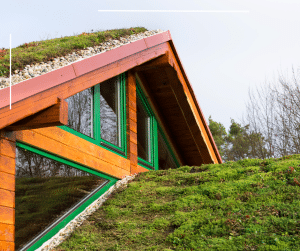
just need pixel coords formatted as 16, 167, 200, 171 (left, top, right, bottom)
126, 71, 138, 175
0, 130, 16, 251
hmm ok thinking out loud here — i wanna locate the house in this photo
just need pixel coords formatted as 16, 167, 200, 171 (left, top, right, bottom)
0, 29, 222, 251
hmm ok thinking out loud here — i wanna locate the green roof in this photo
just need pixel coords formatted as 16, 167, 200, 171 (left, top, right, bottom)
0, 27, 147, 78
54, 155, 300, 250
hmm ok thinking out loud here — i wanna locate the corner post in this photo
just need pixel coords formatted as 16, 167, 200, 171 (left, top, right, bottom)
0, 130, 16, 251
126, 71, 138, 175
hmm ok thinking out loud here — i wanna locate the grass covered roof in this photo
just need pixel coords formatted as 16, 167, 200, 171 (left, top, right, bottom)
0, 27, 147, 78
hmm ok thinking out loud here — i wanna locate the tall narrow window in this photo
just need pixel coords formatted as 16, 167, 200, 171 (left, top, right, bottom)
65, 87, 93, 137
100, 77, 120, 147
137, 96, 151, 162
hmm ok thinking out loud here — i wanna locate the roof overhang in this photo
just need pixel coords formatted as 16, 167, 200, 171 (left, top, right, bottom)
0, 31, 222, 165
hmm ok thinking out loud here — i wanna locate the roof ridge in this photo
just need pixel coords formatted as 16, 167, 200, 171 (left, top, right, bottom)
0, 29, 164, 90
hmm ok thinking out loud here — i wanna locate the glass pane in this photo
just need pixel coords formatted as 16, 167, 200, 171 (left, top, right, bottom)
137, 97, 150, 161
66, 87, 93, 137
100, 77, 120, 146
15, 147, 107, 251
158, 130, 178, 170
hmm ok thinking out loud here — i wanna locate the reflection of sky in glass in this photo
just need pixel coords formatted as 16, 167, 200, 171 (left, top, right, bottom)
66, 87, 93, 137
15, 147, 106, 251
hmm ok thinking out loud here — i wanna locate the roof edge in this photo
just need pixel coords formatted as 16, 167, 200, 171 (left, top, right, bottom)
167, 36, 223, 164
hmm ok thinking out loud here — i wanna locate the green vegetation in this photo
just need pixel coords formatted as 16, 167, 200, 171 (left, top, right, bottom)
209, 117, 269, 162
55, 155, 300, 250
0, 27, 147, 77
16, 176, 104, 250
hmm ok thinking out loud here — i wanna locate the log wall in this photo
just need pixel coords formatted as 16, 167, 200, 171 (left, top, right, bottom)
0, 130, 16, 251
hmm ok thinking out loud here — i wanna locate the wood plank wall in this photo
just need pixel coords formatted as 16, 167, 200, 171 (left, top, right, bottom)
126, 71, 148, 175
16, 127, 131, 179
0, 130, 15, 251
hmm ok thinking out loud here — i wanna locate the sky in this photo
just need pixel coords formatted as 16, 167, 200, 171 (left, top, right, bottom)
1, 0, 300, 130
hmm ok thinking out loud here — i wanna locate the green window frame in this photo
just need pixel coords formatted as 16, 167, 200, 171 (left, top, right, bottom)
136, 81, 181, 171
59, 73, 127, 157
136, 82, 158, 171
15, 141, 118, 251
157, 124, 180, 168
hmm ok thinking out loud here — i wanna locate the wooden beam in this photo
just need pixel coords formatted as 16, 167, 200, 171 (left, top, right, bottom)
16, 127, 130, 179
6, 98, 68, 131
134, 53, 171, 72
126, 70, 139, 175
0, 43, 169, 131
135, 72, 185, 166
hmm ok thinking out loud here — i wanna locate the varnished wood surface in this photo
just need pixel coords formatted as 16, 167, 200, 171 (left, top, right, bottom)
7, 98, 68, 131
16, 127, 130, 179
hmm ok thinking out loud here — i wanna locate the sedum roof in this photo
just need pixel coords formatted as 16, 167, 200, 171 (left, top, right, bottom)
0, 28, 163, 89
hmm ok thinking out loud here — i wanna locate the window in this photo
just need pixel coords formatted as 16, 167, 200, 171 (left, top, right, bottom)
157, 128, 179, 170
136, 83, 158, 170
63, 74, 126, 155
66, 87, 93, 137
15, 143, 117, 251
137, 96, 151, 162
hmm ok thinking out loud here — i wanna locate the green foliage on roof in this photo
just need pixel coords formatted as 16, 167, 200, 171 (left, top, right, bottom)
0, 27, 147, 78
55, 155, 300, 250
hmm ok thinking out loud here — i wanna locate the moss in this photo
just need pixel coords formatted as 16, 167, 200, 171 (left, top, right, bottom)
0, 27, 147, 78
54, 155, 300, 250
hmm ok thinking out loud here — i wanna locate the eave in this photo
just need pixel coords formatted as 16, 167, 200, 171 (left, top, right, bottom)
0, 31, 222, 165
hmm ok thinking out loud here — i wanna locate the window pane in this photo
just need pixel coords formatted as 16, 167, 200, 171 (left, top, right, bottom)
100, 77, 120, 146
137, 97, 150, 161
66, 87, 93, 137
158, 130, 178, 170
15, 147, 107, 251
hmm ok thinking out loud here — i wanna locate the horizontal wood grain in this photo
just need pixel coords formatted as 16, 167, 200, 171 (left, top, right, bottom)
0, 240, 14, 251
0, 172, 14, 192
132, 165, 148, 175
0, 207, 14, 225
7, 98, 68, 131
16, 128, 130, 178
0, 43, 169, 132
0, 189, 14, 208
0, 156, 15, 175
0, 223, 14, 242
0, 140, 15, 159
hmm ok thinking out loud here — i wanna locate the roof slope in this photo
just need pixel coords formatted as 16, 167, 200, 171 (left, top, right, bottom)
53, 156, 300, 250
0, 28, 222, 164
0, 28, 161, 89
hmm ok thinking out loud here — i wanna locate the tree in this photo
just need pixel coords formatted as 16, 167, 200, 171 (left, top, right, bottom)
208, 116, 227, 158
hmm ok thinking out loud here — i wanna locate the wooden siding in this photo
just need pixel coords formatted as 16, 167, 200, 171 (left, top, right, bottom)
16, 127, 130, 179
0, 43, 170, 131
0, 130, 16, 251
126, 71, 139, 175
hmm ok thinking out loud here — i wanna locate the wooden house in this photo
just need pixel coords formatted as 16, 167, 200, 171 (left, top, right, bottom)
0, 30, 222, 251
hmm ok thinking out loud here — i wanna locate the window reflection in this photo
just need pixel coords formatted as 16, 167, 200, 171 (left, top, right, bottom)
15, 147, 107, 251
137, 96, 150, 162
100, 77, 120, 147
66, 87, 93, 137
158, 130, 178, 170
